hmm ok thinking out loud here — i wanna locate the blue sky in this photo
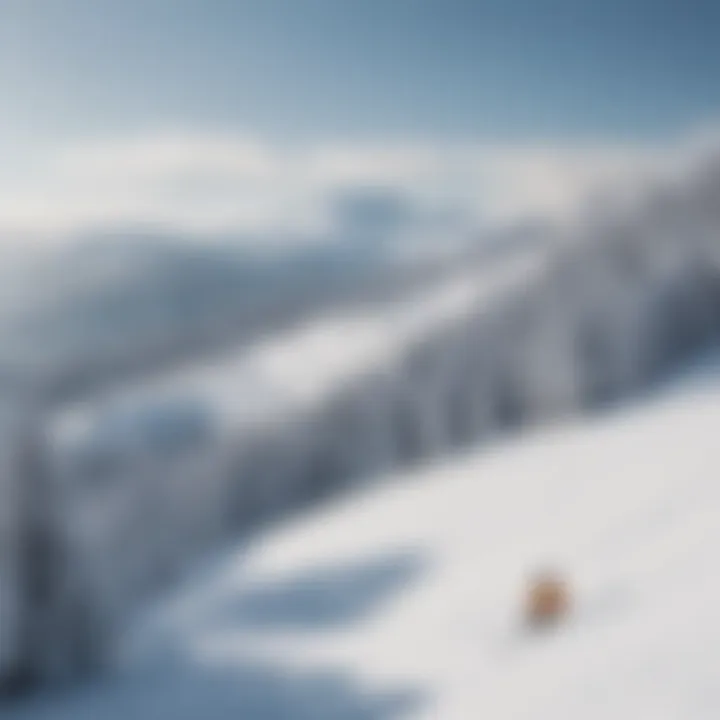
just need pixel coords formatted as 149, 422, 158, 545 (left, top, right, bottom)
1, 0, 719, 240
2, 0, 719, 142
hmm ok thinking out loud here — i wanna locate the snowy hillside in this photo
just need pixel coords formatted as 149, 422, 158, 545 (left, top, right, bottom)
8, 349, 720, 719
0, 229, 471, 402
3, 150, 720, 698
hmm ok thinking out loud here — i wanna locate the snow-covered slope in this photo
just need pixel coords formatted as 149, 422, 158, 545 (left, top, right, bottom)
13, 197, 713, 691
5, 150, 720, 700
9, 351, 720, 719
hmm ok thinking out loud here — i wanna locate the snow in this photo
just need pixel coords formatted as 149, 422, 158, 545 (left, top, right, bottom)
6, 153, 720, 707
20, 245, 550, 677
50, 243, 545, 442
8, 352, 720, 719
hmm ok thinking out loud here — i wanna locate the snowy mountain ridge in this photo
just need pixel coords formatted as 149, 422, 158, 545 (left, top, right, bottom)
3, 150, 720, 697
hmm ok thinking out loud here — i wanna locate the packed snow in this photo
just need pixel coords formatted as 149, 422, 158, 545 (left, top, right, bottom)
7, 349, 720, 719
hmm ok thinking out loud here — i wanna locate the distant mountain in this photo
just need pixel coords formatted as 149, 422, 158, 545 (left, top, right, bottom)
0, 219, 507, 403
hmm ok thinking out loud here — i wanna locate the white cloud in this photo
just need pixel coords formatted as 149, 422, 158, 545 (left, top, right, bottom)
0, 127, 714, 245
53, 131, 280, 183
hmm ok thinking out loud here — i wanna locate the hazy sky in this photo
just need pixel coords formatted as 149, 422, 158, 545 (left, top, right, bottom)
1, 0, 719, 239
